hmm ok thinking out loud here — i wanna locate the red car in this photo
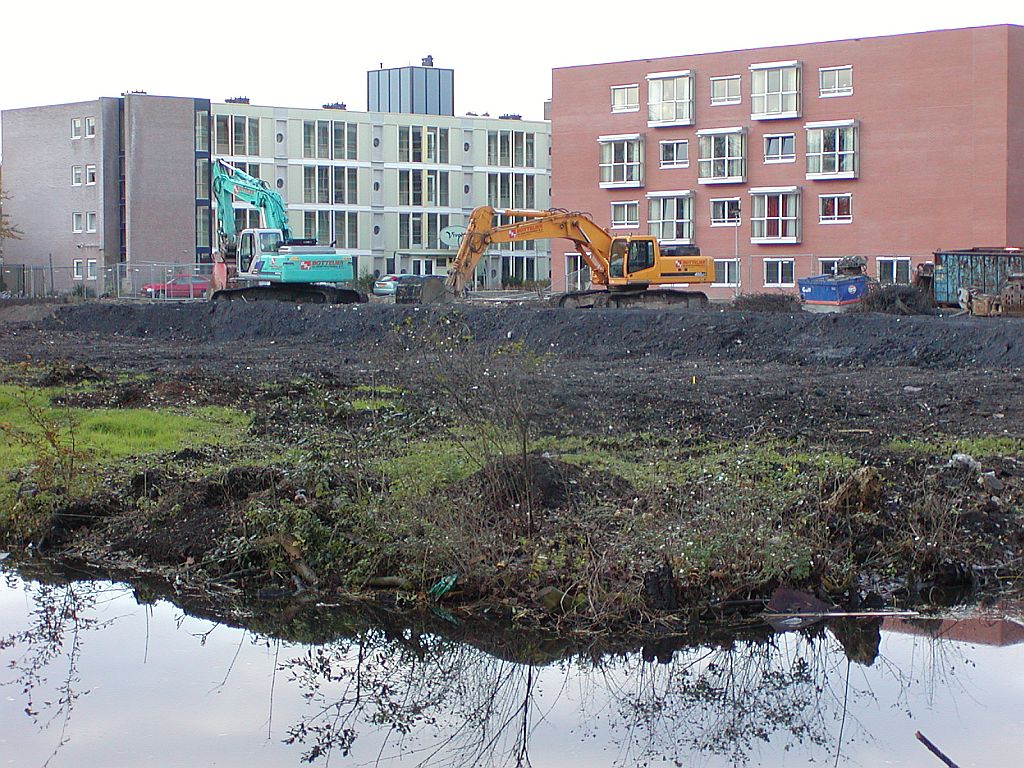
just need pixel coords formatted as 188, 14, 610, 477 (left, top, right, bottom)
142, 274, 211, 299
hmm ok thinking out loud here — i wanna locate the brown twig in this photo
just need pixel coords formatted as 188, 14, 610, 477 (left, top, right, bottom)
915, 731, 960, 768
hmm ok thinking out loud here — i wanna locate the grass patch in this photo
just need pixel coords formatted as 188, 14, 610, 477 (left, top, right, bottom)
0, 385, 250, 468
885, 435, 1024, 458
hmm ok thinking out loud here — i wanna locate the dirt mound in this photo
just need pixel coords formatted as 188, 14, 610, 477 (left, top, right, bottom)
109, 466, 285, 564
729, 293, 802, 313
56, 373, 247, 410
449, 454, 633, 524
855, 285, 936, 315
40, 301, 1024, 370
40, 361, 104, 386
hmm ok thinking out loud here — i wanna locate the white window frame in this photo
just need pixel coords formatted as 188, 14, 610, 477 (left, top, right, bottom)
85, 164, 97, 185
610, 84, 640, 113
71, 118, 82, 139
819, 193, 852, 224
610, 200, 640, 229
73, 259, 84, 280
877, 257, 912, 285
72, 212, 84, 233
750, 60, 802, 120
72, 165, 83, 186
819, 258, 840, 275
647, 70, 694, 127
659, 140, 689, 168
806, 120, 859, 180
713, 258, 740, 287
697, 127, 746, 184
84, 116, 96, 137
710, 198, 741, 227
764, 258, 796, 287
763, 133, 796, 164
750, 186, 801, 245
710, 76, 741, 106
819, 66, 853, 98
647, 190, 693, 244
86, 212, 98, 233
598, 134, 644, 189
86, 259, 98, 281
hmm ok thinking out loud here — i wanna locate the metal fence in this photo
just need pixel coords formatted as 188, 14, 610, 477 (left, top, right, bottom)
1, 262, 215, 300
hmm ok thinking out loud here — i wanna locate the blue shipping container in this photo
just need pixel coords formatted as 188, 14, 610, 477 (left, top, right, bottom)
798, 274, 869, 305
933, 248, 1024, 305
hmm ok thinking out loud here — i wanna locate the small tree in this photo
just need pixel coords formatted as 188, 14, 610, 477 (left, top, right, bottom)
1, 182, 22, 242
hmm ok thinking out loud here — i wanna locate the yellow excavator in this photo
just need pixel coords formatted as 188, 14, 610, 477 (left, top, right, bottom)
444, 206, 715, 308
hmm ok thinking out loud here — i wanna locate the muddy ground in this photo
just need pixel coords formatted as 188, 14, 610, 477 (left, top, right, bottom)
1, 299, 1022, 640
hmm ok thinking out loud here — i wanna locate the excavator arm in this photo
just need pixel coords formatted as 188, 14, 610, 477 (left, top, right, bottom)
446, 206, 614, 295
211, 159, 292, 250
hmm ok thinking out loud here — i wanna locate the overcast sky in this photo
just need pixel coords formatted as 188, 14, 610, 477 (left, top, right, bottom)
1, 0, 1021, 136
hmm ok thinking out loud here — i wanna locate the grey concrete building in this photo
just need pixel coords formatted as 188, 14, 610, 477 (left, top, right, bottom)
1, 67, 550, 293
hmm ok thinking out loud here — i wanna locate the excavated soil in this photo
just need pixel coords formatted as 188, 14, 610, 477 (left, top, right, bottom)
1, 299, 1022, 445
2, 300, 1022, 625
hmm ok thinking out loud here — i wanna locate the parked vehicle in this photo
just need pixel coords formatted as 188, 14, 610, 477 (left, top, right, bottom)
142, 274, 211, 299
373, 274, 434, 296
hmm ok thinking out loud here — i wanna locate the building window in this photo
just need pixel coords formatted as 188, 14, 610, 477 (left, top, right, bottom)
86, 212, 97, 233
86, 259, 98, 280
648, 193, 692, 242
751, 188, 800, 243
819, 193, 852, 223
610, 201, 639, 228
73, 259, 84, 280
426, 126, 450, 164
819, 258, 840, 275
72, 212, 84, 233
196, 206, 210, 248
334, 211, 358, 249
697, 128, 745, 184
215, 115, 231, 155
334, 166, 359, 205
85, 165, 97, 185
71, 118, 82, 139
84, 116, 96, 138
195, 159, 209, 200
333, 122, 359, 160
710, 198, 741, 226
195, 110, 209, 152
610, 84, 639, 113
764, 258, 795, 287
488, 172, 535, 210
806, 121, 858, 179
647, 71, 694, 126
750, 61, 801, 119
599, 135, 643, 188
487, 130, 532, 167
399, 212, 449, 249
714, 259, 740, 286
763, 134, 796, 163
819, 66, 853, 97
711, 76, 741, 106
72, 165, 83, 186
878, 257, 912, 284
659, 140, 689, 168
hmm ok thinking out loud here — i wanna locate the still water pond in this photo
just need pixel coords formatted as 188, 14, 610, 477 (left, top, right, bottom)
2, 566, 1022, 767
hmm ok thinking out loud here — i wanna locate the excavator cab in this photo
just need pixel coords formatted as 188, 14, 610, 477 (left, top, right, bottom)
608, 237, 659, 285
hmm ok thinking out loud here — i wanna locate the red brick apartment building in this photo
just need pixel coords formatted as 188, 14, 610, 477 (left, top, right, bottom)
550, 25, 1024, 298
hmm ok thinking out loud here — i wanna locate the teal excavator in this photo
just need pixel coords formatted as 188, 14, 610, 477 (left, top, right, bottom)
210, 159, 365, 303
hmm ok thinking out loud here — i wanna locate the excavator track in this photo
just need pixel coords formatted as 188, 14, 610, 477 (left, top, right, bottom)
558, 289, 709, 309
212, 284, 367, 304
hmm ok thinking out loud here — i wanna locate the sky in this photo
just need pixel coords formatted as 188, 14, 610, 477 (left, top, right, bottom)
1, 0, 1022, 141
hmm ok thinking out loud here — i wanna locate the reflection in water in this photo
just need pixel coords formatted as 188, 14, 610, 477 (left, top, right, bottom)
2, 568, 1022, 767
